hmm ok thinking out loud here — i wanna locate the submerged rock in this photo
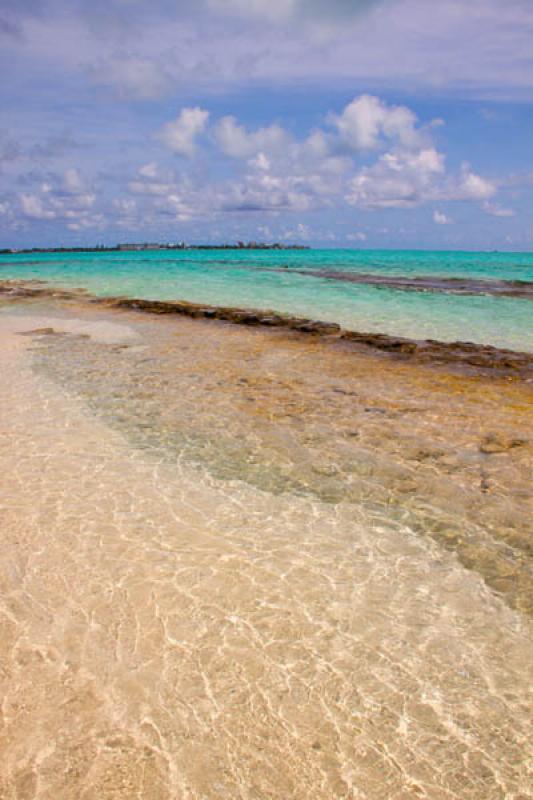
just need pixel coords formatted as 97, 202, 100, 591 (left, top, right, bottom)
479, 434, 528, 454
18, 327, 56, 336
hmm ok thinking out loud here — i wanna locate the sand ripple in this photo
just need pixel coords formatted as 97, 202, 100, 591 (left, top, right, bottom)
0, 308, 531, 799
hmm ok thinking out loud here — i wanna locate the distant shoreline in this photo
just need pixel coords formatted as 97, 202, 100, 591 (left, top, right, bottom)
0, 243, 310, 255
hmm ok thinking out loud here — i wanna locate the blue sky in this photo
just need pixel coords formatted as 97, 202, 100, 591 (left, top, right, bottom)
1, 0, 533, 249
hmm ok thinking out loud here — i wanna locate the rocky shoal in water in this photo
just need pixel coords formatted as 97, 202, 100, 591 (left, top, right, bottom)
272, 268, 533, 299
1, 279, 532, 380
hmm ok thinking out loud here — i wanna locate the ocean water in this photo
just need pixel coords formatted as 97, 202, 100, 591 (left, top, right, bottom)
1, 248, 533, 351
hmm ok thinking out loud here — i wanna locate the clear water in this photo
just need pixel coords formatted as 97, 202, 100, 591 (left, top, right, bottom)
1, 248, 532, 351
1, 302, 532, 798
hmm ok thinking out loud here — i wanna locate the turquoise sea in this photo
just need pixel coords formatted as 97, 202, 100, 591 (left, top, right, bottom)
1, 248, 532, 351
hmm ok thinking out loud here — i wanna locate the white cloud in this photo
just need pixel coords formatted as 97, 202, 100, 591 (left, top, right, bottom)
433, 210, 452, 224
70, 193, 96, 209
114, 96, 506, 230
63, 167, 86, 194
482, 201, 515, 217
128, 163, 178, 195
210, 107, 358, 215
215, 116, 290, 158
19, 172, 100, 228
66, 212, 104, 231
219, 178, 314, 212
283, 222, 311, 240
343, 123, 497, 212
114, 198, 137, 213
163, 193, 194, 221
347, 231, 367, 241
248, 152, 271, 171
138, 162, 159, 179
20, 193, 57, 219
300, 129, 331, 159
347, 147, 445, 209
330, 95, 424, 151
113, 197, 138, 228
159, 107, 210, 157
457, 165, 496, 200
257, 224, 273, 238
9, 92, 510, 240
129, 180, 176, 196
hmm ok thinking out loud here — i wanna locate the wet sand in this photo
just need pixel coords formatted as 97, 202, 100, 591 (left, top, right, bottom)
0, 291, 532, 799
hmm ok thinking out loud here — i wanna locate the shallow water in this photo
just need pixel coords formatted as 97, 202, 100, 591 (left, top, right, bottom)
1, 248, 533, 351
0, 297, 531, 799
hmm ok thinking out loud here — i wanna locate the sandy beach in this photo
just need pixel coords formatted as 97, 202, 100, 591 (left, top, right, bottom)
3, 0, 533, 794
0, 288, 531, 799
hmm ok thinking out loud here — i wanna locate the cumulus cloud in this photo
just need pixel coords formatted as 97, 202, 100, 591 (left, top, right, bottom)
112, 197, 138, 228
208, 109, 357, 215
482, 201, 515, 217
6, 92, 510, 242
159, 107, 210, 157
162, 193, 194, 221
17, 168, 101, 229
347, 147, 445, 208
138, 162, 159, 179
433, 210, 452, 225
113, 197, 136, 213
457, 165, 496, 201
282, 222, 311, 240
219, 178, 314, 213
128, 180, 175, 196
338, 106, 499, 212
215, 117, 290, 158
66, 214, 104, 231
248, 152, 271, 171
347, 231, 367, 241
128, 162, 178, 196
330, 94, 424, 151
20, 193, 57, 219
62, 167, 86, 194
113, 95, 503, 232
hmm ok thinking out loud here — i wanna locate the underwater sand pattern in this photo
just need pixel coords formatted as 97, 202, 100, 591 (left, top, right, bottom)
0, 296, 532, 799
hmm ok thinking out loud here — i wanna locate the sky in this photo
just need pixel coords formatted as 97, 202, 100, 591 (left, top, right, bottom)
1, 0, 533, 249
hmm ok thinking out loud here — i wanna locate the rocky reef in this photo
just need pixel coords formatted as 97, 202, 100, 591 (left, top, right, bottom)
2, 279, 532, 379
94, 296, 533, 380
276, 268, 533, 299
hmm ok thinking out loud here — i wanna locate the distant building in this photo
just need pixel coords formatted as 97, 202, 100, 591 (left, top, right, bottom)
117, 243, 161, 251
